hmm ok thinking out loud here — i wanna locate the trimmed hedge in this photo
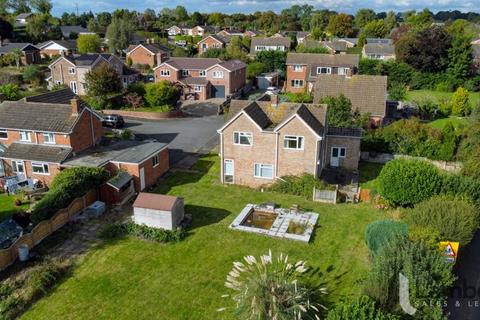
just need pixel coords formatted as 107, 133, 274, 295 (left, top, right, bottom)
402, 195, 479, 245
31, 167, 109, 225
269, 174, 332, 199
100, 222, 186, 243
326, 296, 400, 320
365, 219, 408, 255
377, 159, 442, 207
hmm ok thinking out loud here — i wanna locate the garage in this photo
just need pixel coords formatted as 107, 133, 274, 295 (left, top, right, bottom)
211, 85, 225, 98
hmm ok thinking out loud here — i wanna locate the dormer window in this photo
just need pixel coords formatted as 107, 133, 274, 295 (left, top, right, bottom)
68, 67, 76, 74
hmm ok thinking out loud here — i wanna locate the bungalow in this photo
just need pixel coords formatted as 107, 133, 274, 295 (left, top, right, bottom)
0, 43, 41, 65
249, 37, 291, 56
362, 43, 396, 60
37, 40, 77, 58
126, 43, 171, 68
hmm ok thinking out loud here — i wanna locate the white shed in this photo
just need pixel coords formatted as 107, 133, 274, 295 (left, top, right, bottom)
132, 193, 184, 230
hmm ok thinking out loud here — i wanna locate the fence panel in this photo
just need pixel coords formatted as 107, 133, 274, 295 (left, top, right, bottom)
313, 187, 338, 204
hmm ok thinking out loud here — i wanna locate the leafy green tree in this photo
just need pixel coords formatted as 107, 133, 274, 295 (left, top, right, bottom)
26, 14, 52, 42
327, 13, 353, 37
405, 8, 434, 31
0, 84, 22, 100
452, 87, 470, 116
362, 20, 388, 38
77, 34, 101, 54
246, 62, 265, 80
359, 59, 381, 76
22, 65, 42, 86
10, 48, 22, 68
447, 34, 473, 81
172, 47, 189, 57
295, 44, 330, 54
255, 50, 287, 73
327, 296, 400, 320
30, 0, 52, 14
388, 82, 407, 101
310, 9, 334, 31
364, 237, 455, 318
84, 64, 122, 97
310, 27, 322, 40
87, 18, 102, 33
384, 11, 397, 32
174, 5, 188, 22
106, 15, 136, 53
321, 94, 358, 127
354, 8, 376, 28
200, 48, 224, 58
144, 81, 180, 107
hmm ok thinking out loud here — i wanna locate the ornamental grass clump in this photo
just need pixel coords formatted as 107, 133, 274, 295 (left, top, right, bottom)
220, 250, 326, 320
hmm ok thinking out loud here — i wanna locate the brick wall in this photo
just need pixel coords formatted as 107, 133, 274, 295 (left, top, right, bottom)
285, 64, 308, 93
50, 59, 77, 90
69, 110, 103, 153
198, 37, 224, 54
325, 135, 361, 170
3, 159, 61, 186
154, 64, 180, 83
127, 47, 156, 67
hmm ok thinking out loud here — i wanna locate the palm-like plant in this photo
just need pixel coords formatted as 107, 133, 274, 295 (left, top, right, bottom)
221, 250, 326, 320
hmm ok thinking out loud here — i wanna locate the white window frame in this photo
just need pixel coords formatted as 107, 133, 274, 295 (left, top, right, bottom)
68, 67, 76, 74
19, 131, 31, 142
43, 132, 55, 144
223, 159, 234, 184
31, 162, 50, 175
199, 70, 206, 77
291, 79, 304, 88
332, 147, 346, 158
338, 67, 350, 76
12, 160, 25, 173
70, 81, 77, 94
55, 80, 62, 85
233, 131, 253, 146
283, 135, 304, 150
160, 69, 170, 77
194, 85, 202, 92
254, 163, 274, 179
152, 155, 159, 167
0, 129, 7, 140
201, 43, 208, 49
293, 65, 303, 72
317, 67, 332, 74
213, 71, 224, 79
182, 69, 190, 77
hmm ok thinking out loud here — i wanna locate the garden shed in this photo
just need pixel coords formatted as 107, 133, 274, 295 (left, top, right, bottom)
132, 193, 184, 230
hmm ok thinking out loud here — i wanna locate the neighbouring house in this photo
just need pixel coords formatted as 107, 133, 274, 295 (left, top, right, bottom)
60, 25, 95, 39
132, 193, 184, 230
0, 43, 41, 65
197, 35, 228, 55
37, 40, 77, 58
256, 72, 280, 89
217, 29, 244, 38
366, 38, 392, 45
244, 30, 257, 38
126, 43, 171, 68
285, 53, 359, 93
191, 25, 217, 37
131, 34, 148, 46
313, 74, 389, 125
362, 43, 396, 60
249, 37, 291, 56
49, 53, 139, 95
473, 44, 480, 74
217, 95, 362, 187
296, 32, 310, 44
166, 26, 183, 37
153, 57, 246, 100
14, 13, 33, 26
320, 41, 348, 54
336, 38, 358, 48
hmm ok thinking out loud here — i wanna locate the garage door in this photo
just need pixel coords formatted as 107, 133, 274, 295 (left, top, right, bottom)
211, 85, 225, 98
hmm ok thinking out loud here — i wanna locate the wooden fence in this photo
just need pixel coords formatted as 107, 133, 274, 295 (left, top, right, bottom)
313, 186, 338, 204
0, 189, 97, 270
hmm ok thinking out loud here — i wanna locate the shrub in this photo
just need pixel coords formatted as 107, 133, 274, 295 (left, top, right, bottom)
387, 82, 406, 101
269, 174, 332, 199
377, 159, 442, 206
100, 222, 186, 243
401, 195, 478, 245
365, 219, 408, 255
76, 34, 101, 54
326, 296, 400, 320
31, 167, 109, 224
144, 81, 180, 108
0, 84, 22, 100
364, 237, 455, 318
246, 61, 266, 80
84, 64, 122, 97
452, 87, 470, 116
22, 65, 43, 86
283, 91, 313, 103
440, 173, 480, 206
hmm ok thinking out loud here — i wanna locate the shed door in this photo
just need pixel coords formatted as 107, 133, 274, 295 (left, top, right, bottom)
211, 85, 225, 98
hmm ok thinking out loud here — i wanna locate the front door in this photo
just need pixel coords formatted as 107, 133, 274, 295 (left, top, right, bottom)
140, 167, 145, 190
330, 147, 345, 167
224, 159, 234, 183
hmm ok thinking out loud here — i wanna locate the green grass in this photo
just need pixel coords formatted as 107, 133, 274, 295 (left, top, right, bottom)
427, 116, 471, 129
359, 162, 383, 192
0, 193, 28, 221
405, 89, 480, 108
21, 155, 386, 320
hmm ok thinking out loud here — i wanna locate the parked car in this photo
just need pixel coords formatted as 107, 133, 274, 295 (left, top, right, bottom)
102, 115, 125, 128
265, 86, 280, 95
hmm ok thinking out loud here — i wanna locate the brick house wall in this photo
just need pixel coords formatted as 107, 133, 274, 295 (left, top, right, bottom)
3, 159, 61, 185
50, 59, 78, 92
285, 64, 308, 93
229, 68, 246, 94
0, 130, 71, 147
69, 111, 103, 153
221, 113, 276, 187
198, 37, 224, 54
127, 47, 156, 67
276, 116, 321, 177
325, 135, 360, 170
154, 64, 180, 83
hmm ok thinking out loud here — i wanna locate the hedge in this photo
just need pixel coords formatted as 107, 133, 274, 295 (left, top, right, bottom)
269, 174, 333, 199
31, 167, 109, 225
100, 222, 186, 243
326, 296, 400, 320
365, 219, 408, 255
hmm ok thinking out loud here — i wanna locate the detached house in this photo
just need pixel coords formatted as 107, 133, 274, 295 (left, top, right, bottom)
313, 75, 389, 125
0, 43, 41, 65
362, 43, 396, 60
153, 58, 246, 100
49, 54, 139, 95
37, 40, 77, 58
217, 96, 362, 187
249, 37, 291, 56
286, 53, 359, 93
0, 89, 170, 200
126, 43, 171, 68
197, 35, 229, 55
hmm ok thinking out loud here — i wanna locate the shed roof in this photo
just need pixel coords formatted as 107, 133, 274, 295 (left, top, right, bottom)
133, 192, 180, 211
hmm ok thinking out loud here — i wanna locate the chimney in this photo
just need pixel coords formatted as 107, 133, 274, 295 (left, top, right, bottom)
70, 98, 81, 115
271, 94, 279, 107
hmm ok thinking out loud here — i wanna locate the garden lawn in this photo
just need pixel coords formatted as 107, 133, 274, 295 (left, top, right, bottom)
0, 193, 28, 222
427, 116, 471, 129
406, 89, 480, 108
21, 155, 386, 320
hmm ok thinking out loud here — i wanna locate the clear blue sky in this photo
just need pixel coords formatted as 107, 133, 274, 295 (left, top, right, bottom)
51, 0, 479, 17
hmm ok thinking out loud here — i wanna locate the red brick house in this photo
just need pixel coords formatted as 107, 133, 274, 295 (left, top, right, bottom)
217, 96, 362, 187
0, 90, 170, 200
197, 35, 228, 55
153, 57, 246, 100
0, 43, 41, 65
49, 54, 139, 95
126, 43, 171, 68
286, 53, 359, 93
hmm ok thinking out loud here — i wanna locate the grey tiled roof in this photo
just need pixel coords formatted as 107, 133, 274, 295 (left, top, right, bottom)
163, 57, 222, 70
1, 143, 72, 163
25, 88, 81, 104
0, 43, 38, 54
180, 77, 210, 85
243, 103, 272, 129
327, 127, 363, 137
321, 41, 348, 52
250, 37, 291, 54
60, 25, 90, 36
64, 53, 113, 67
127, 43, 171, 54
37, 40, 76, 50
286, 53, 359, 67
363, 44, 395, 55
313, 74, 387, 117
366, 38, 392, 45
